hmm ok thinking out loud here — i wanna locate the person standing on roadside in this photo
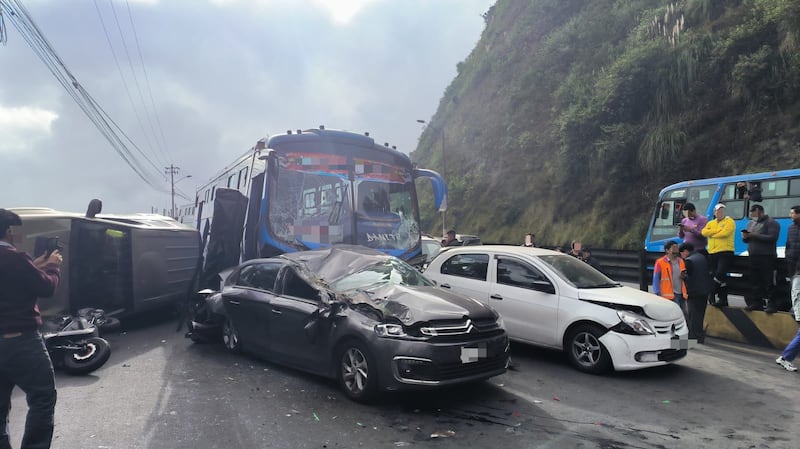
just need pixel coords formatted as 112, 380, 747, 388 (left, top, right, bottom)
741, 204, 780, 313
701, 203, 736, 306
443, 230, 460, 247
775, 265, 800, 372
786, 205, 800, 284
679, 242, 712, 343
569, 240, 583, 259
0, 209, 63, 449
678, 203, 708, 255
653, 240, 688, 316
522, 233, 536, 247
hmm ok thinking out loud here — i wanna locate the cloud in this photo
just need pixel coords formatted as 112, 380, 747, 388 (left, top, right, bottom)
0, 105, 59, 156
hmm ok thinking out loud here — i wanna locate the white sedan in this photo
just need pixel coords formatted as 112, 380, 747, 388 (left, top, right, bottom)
424, 246, 688, 373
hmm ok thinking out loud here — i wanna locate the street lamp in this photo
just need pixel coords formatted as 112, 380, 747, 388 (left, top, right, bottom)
416, 119, 446, 239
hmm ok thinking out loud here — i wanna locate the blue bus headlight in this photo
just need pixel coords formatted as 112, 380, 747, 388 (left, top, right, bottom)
611, 310, 655, 335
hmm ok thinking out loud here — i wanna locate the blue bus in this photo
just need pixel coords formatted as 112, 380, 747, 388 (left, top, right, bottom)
645, 169, 800, 258
190, 127, 447, 269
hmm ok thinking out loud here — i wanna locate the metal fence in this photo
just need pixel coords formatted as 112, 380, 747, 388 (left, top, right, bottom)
589, 248, 792, 309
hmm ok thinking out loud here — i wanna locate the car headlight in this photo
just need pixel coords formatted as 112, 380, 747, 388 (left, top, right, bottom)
611, 310, 655, 335
374, 323, 406, 338
494, 312, 505, 330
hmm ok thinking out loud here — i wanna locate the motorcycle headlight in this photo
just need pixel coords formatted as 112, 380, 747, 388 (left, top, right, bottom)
374, 323, 406, 338
611, 310, 655, 335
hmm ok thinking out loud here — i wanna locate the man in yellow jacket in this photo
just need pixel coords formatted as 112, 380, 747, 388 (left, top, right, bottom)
701, 203, 736, 306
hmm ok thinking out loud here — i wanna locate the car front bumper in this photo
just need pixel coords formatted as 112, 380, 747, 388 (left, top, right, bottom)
371, 332, 509, 391
599, 327, 689, 371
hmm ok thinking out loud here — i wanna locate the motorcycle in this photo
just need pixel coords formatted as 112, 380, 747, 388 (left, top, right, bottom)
76, 307, 121, 335
41, 311, 112, 375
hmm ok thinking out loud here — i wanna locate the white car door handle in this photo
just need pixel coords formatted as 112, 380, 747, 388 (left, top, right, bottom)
271, 309, 282, 315
440, 283, 451, 289
490, 294, 503, 300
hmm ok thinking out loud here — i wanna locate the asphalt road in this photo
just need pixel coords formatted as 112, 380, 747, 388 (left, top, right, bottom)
8, 312, 799, 449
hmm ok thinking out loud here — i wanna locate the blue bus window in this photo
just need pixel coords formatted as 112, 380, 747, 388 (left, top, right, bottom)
791, 178, 800, 196
763, 180, 788, 197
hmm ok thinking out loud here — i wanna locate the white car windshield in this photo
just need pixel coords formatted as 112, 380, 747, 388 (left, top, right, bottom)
538, 254, 619, 289
330, 258, 434, 291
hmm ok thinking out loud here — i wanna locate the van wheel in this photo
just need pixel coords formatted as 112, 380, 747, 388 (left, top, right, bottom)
337, 340, 378, 402
222, 318, 241, 353
566, 324, 612, 374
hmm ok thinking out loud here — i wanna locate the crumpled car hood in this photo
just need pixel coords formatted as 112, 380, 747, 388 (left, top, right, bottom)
347, 283, 496, 325
578, 285, 684, 321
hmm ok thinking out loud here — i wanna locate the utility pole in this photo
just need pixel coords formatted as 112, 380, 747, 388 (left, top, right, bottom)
165, 165, 180, 218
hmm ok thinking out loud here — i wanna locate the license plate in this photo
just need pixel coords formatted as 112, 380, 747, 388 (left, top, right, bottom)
460, 344, 487, 364
670, 334, 689, 349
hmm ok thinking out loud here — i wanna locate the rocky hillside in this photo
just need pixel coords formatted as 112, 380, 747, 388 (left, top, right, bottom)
411, 0, 800, 249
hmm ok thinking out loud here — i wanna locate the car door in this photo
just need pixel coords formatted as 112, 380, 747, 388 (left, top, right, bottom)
489, 255, 560, 346
223, 261, 282, 355
431, 252, 491, 304
268, 267, 326, 371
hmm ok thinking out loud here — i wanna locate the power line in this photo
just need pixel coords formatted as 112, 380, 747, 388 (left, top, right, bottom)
0, 0, 168, 193
93, 0, 163, 167
125, 0, 172, 164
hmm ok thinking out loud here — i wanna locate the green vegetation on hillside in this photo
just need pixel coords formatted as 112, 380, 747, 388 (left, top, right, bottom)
412, 0, 800, 249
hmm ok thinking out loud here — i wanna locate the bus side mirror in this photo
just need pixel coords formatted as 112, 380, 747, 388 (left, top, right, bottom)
660, 205, 669, 220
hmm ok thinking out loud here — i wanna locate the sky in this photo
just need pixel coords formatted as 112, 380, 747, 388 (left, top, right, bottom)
0, 0, 494, 215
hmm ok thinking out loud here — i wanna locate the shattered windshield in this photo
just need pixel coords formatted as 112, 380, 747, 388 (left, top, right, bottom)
538, 254, 618, 289
330, 258, 434, 292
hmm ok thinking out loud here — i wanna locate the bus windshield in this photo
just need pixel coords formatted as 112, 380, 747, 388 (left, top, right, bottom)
267, 144, 421, 256
650, 185, 715, 241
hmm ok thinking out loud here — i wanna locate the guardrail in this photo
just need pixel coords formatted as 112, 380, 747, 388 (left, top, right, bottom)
588, 248, 791, 309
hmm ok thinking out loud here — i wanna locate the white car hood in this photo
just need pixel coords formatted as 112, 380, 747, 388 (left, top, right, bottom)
578, 285, 683, 321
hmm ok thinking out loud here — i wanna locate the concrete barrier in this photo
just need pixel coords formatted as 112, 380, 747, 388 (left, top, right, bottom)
704, 306, 799, 349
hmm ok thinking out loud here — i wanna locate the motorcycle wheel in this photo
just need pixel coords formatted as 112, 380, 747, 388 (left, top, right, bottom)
62, 337, 112, 375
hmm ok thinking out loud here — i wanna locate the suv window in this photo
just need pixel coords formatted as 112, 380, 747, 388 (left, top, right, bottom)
236, 262, 281, 292
440, 253, 489, 281
496, 257, 551, 290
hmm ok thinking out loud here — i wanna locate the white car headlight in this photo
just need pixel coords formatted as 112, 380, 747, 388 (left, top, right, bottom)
374, 323, 406, 338
613, 310, 655, 335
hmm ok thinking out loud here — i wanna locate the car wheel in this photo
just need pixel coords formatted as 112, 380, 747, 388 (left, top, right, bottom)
222, 318, 241, 353
337, 340, 378, 402
566, 324, 612, 374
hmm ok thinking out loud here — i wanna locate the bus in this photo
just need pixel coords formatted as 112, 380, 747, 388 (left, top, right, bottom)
645, 169, 800, 259
186, 127, 447, 273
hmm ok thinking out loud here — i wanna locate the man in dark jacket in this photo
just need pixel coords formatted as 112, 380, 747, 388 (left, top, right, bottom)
0, 209, 63, 449
680, 242, 712, 344
787, 205, 800, 284
742, 204, 781, 313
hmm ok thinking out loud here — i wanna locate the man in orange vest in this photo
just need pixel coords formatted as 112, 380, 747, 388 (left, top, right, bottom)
653, 240, 688, 316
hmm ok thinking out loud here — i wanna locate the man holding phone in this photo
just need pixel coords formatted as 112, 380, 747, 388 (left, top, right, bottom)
0, 208, 63, 449
742, 204, 780, 312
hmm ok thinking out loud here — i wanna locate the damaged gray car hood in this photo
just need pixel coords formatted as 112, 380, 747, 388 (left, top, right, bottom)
346, 283, 496, 325
281, 245, 497, 325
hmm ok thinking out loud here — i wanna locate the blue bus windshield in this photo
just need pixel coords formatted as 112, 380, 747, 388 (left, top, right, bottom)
262, 136, 422, 259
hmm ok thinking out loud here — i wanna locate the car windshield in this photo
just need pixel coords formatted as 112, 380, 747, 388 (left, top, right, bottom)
330, 257, 434, 291
537, 254, 619, 289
